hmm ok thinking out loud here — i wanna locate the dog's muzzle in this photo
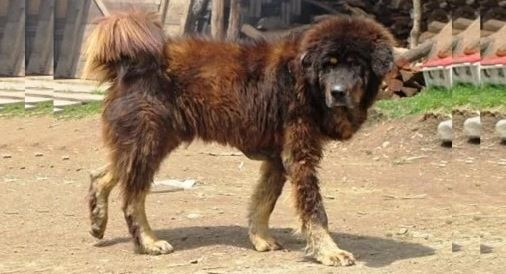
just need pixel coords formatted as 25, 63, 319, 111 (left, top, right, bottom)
326, 85, 348, 108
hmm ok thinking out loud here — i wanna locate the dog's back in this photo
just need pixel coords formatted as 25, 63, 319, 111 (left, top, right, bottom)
85, 13, 299, 154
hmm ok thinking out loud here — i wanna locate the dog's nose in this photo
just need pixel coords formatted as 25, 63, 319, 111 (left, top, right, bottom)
330, 85, 346, 98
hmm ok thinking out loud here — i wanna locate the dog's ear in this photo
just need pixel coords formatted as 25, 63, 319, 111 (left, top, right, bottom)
300, 51, 312, 69
371, 43, 394, 77
298, 50, 319, 83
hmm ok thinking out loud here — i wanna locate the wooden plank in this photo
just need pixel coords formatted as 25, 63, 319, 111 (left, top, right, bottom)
483, 19, 506, 32
453, 17, 473, 30
55, 0, 89, 78
419, 31, 435, 43
159, 0, 169, 24
427, 21, 446, 33
0, 0, 25, 76
399, 69, 414, 82
26, 0, 54, 75
387, 78, 403, 92
400, 86, 418, 97
163, 0, 193, 36
93, 0, 109, 16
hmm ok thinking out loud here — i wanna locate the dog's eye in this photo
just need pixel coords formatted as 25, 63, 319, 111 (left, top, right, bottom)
329, 57, 338, 65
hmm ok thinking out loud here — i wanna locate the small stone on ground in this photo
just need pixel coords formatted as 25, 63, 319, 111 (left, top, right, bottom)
496, 119, 506, 141
437, 119, 452, 142
463, 116, 480, 140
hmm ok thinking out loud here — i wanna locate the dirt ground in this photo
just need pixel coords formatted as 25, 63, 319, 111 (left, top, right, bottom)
0, 114, 505, 273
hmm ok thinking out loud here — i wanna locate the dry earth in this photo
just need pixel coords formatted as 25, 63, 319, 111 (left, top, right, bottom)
0, 115, 505, 273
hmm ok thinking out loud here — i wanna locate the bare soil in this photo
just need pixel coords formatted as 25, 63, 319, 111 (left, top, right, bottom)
0, 115, 505, 273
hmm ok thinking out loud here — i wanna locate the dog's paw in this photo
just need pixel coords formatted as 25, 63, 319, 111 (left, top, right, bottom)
250, 233, 283, 252
138, 240, 174, 255
89, 202, 107, 239
89, 224, 105, 239
314, 247, 355, 266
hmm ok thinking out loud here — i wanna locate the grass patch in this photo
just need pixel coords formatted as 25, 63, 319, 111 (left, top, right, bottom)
1, 101, 53, 117
0, 102, 25, 117
26, 101, 53, 116
55, 101, 102, 119
91, 89, 106, 95
375, 84, 506, 118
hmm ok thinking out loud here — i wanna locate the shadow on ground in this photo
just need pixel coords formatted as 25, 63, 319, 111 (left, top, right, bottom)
95, 225, 435, 268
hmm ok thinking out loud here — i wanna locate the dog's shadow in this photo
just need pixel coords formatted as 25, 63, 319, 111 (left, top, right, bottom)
96, 225, 435, 268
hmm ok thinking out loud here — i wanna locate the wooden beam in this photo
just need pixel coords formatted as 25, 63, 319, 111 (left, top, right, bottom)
94, 0, 109, 16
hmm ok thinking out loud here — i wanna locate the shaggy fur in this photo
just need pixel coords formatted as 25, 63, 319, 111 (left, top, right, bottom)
85, 11, 395, 266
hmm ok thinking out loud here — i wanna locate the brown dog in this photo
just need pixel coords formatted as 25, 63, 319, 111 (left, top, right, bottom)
85, 12, 394, 266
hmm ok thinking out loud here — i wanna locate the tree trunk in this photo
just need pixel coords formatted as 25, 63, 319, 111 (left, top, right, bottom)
226, 0, 240, 41
409, 0, 421, 49
211, 0, 225, 40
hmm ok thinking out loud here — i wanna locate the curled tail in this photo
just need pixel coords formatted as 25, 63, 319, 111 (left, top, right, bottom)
83, 11, 166, 83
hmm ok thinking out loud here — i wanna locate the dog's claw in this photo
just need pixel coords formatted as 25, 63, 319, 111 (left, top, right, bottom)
250, 233, 283, 252
315, 248, 355, 266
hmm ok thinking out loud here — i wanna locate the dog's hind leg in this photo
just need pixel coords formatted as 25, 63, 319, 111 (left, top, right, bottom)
110, 123, 180, 255
88, 164, 118, 239
248, 158, 286, 251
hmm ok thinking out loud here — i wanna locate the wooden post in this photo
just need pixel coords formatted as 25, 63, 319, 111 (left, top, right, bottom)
226, 0, 240, 41
211, 0, 225, 39
409, 0, 421, 49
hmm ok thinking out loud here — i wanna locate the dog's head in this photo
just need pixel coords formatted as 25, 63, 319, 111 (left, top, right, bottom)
297, 16, 395, 111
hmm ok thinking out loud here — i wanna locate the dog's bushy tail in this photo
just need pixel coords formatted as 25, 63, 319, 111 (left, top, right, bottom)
83, 11, 166, 83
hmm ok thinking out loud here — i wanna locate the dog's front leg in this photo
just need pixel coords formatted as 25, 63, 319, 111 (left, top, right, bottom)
282, 122, 355, 266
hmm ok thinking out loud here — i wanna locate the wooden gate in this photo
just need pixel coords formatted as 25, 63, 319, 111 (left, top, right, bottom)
53, 0, 192, 79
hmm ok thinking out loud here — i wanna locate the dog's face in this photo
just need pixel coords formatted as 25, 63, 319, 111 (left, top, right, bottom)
298, 17, 395, 111
313, 53, 371, 109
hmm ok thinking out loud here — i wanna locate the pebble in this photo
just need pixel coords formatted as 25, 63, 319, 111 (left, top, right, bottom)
437, 119, 452, 143
187, 213, 201, 219
2, 154, 12, 159
62, 156, 70, 160
397, 228, 408, 235
35, 153, 44, 157
496, 119, 506, 141
463, 116, 481, 139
